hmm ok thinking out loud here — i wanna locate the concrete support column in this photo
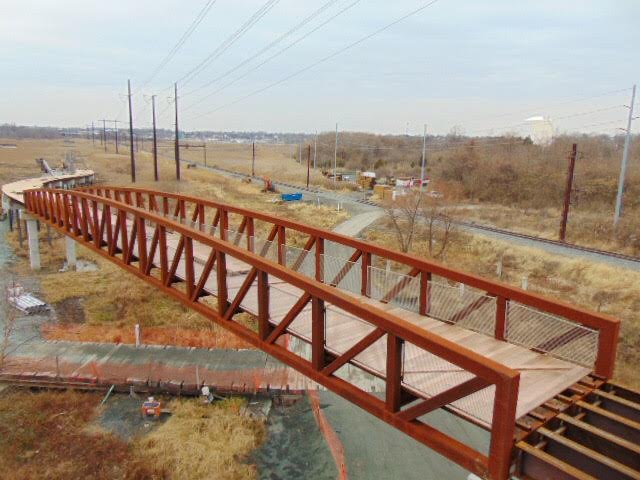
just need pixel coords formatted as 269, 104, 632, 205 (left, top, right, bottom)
26, 218, 41, 270
65, 236, 77, 269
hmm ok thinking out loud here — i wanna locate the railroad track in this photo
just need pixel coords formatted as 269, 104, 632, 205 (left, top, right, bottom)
187, 161, 640, 265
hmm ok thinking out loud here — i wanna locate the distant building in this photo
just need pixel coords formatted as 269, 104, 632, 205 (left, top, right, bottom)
524, 116, 554, 145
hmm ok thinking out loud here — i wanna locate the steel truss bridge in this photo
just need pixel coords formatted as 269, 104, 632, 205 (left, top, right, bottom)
22, 186, 635, 480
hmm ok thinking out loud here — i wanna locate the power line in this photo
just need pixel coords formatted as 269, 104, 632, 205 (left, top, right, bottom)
182, 0, 362, 113
178, 0, 281, 87
138, 0, 219, 91
183, 0, 342, 98
187, 0, 442, 121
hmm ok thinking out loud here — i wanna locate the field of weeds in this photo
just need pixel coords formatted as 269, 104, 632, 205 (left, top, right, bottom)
0, 388, 264, 480
1, 138, 348, 344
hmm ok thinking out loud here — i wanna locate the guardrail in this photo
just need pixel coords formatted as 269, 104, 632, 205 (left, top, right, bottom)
25, 187, 520, 480
82, 186, 619, 378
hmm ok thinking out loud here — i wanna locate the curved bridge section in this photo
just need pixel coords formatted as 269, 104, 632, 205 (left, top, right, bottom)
23, 186, 620, 480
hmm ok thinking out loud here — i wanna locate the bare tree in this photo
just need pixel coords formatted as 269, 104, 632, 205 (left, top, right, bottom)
385, 192, 423, 253
420, 199, 455, 259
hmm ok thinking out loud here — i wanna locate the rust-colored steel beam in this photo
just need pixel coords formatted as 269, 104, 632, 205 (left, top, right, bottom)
25, 187, 525, 480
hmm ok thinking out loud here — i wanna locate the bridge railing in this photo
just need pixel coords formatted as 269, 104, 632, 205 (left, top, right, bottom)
25, 187, 520, 480
82, 186, 619, 378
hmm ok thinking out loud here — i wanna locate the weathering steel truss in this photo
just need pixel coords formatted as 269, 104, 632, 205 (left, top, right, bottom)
23, 186, 619, 480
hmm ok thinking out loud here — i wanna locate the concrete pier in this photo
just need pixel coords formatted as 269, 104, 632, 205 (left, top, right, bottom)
26, 217, 40, 270
65, 236, 77, 269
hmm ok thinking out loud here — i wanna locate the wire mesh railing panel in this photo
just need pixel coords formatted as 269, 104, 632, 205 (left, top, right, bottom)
284, 245, 316, 279
506, 302, 598, 368
320, 254, 362, 295
324, 240, 356, 262
367, 266, 420, 313
250, 236, 278, 263
402, 341, 495, 425
224, 229, 248, 248
427, 282, 496, 336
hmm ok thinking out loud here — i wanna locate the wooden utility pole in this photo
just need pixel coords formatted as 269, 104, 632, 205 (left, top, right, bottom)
203, 142, 207, 167
101, 119, 107, 151
252, 141, 256, 177
559, 143, 578, 241
306, 144, 311, 188
151, 95, 158, 181
91, 121, 95, 146
113, 120, 119, 154
174, 82, 181, 181
127, 80, 136, 183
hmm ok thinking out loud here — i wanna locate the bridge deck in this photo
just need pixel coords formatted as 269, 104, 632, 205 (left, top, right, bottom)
146, 218, 590, 427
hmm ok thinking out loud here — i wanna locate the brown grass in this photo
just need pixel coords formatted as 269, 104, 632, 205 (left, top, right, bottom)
3, 138, 349, 342
135, 397, 265, 480
0, 389, 164, 480
0, 389, 266, 479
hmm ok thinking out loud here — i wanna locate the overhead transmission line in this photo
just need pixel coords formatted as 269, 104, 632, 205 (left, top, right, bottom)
182, 0, 362, 112
183, 0, 343, 97
459, 87, 633, 130
178, 0, 281, 87
138, 0, 219, 92
187, 0, 442, 121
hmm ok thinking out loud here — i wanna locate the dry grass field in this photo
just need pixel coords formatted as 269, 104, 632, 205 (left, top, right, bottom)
1, 138, 347, 344
0, 388, 264, 480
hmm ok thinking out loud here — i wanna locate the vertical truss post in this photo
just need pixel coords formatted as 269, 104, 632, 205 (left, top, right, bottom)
257, 270, 270, 340
137, 216, 148, 272
158, 225, 168, 284
220, 208, 228, 241
488, 377, 520, 480
386, 333, 404, 413
216, 250, 228, 314
312, 296, 326, 370
419, 271, 432, 316
184, 236, 195, 298
495, 296, 507, 341
361, 251, 371, 296
277, 226, 286, 265
315, 237, 324, 282
246, 217, 254, 252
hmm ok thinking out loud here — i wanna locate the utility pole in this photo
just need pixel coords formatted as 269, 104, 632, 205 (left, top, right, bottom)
252, 141, 256, 177
420, 124, 427, 191
306, 144, 311, 188
91, 121, 95, 146
333, 123, 338, 189
151, 95, 158, 181
113, 120, 120, 154
174, 82, 181, 181
203, 141, 207, 166
101, 119, 107, 151
559, 143, 578, 242
313, 130, 317, 169
127, 80, 136, 183
614, 84, 636, 226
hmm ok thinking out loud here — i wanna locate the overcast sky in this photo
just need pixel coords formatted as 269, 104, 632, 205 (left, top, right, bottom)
1, 0, 638, 135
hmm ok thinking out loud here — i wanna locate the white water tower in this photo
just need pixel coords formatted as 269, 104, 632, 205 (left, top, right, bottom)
524, 116, 554, 145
